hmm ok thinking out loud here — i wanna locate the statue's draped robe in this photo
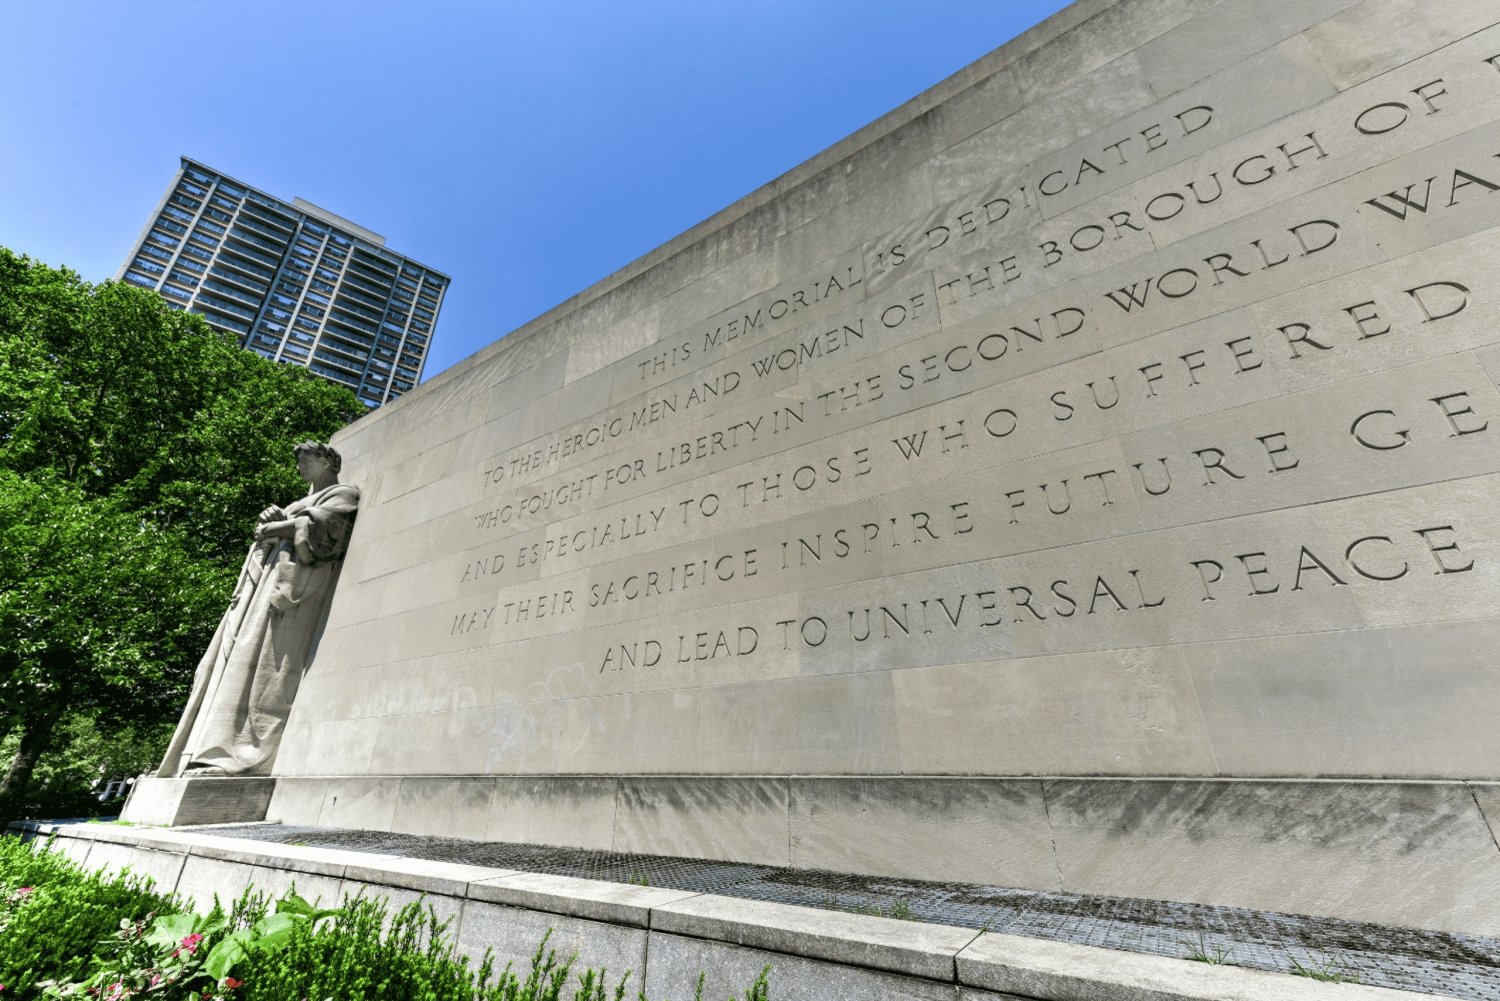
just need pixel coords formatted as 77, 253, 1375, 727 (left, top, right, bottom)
157, 482, 359, 777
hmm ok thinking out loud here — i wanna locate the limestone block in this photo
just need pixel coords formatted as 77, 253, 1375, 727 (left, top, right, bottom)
1248, 226, 1500, 394
265, 776, 329, 825
1043, 778, 1500, 934
45, 832, 95, 868
340, 854, 511, 899
173, 856, 254, 912
268, 716, 382, 778
454, 899, 647, 985
644, 932, 990, 1001
245, 862, 345, 911
367, 701, 566, 776
1135, 0, 1360, 96
1304, 0, 1500, 90
1186, 621, 1500, 777
78, 841, 186, 895
119, 776, 274, 827
564, 301, 662, 386
316, 776, 400, 830
556, 673, 902, 777
184, 838, 349, 881
486, 776, 619, 849
390, 777, 496, 840
1478, 342, 1500, 385
940, 183, 1382, 334
1472, 783, 1500, 847
1346, 120, 1500, 258
468, 871, 696, 928
1118, 353, 1500, 532
611, 777, 791, 866
1011, 0, 1221, 104
1030, 37, 1337, 217
649, 894, 979, 980
958, 932, 1425, 1000
788, 778, 1058, 889
891, 649, 1218, 777
337, 882, 465, 943
932, 57, 1157, 203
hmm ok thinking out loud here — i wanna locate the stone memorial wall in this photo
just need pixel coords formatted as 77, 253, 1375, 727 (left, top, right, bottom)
267, 0, 1500, 935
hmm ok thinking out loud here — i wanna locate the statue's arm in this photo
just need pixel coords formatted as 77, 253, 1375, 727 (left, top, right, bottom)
297, 485, 360, 564
253, 519, 296, 543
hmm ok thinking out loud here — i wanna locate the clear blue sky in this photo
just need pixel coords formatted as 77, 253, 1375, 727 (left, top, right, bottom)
0, 2, 1070, 382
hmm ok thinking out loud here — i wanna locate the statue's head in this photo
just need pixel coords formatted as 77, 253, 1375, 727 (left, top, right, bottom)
293, 441, 342, 476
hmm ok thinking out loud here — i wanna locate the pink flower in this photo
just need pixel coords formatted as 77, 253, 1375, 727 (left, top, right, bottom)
15, 887, 32, 895
180, 932, 204, 953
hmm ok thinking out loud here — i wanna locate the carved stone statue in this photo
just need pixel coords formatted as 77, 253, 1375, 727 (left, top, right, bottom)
156, 442, 359, 778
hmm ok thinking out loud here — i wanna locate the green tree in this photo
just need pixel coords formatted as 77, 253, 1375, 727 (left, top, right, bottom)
0, 249, 363, 811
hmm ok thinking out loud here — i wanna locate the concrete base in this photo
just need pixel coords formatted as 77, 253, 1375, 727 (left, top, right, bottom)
266, 774, 1500, 936
5, 821, 1435, 1001
120, 776, 275, 827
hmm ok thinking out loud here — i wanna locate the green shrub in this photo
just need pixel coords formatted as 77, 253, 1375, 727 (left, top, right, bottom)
0, 835, 179, 998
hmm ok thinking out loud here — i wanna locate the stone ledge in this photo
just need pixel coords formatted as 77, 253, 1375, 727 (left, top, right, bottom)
343, 856, 517, 898
958, 933, 1431, 1001
650, 893, 980, 981
467, 871, 698, 928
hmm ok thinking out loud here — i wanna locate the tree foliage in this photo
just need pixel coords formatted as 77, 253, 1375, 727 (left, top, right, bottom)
0, 248, 363, 810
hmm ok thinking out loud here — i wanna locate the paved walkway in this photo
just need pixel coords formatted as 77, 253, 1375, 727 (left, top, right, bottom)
198, 823, 1500, 1000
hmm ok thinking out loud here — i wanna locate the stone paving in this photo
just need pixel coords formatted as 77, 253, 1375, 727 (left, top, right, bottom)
198, 823, 1500, 1000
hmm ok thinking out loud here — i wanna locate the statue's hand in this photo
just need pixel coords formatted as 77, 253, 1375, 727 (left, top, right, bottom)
254, 519, 295, 542
258, 504, 287, 523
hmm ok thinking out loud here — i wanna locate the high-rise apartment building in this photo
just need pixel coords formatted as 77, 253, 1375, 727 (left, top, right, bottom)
118, 157, 449, 408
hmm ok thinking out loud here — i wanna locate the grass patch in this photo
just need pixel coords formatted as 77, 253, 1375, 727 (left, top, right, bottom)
1288, 953, 1360, 983
1185, 933, 1234, 965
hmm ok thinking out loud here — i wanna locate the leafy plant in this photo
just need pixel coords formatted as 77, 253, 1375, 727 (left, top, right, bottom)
0, 835, 179, 998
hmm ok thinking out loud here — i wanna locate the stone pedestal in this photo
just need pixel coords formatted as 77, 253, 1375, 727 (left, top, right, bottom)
119, 776, 275, 827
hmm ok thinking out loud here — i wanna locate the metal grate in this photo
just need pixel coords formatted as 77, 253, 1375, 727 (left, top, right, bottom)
196, 824, 1500, 1000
